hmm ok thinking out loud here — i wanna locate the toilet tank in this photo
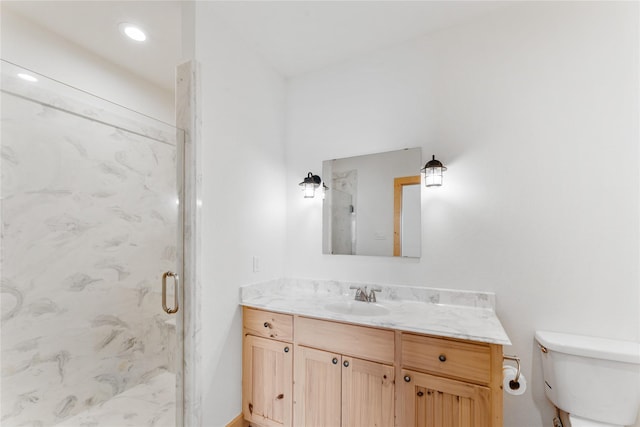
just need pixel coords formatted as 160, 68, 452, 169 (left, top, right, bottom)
535, 331, 640, 426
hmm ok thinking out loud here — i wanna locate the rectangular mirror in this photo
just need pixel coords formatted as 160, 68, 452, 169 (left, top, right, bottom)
322, 148, 422, 257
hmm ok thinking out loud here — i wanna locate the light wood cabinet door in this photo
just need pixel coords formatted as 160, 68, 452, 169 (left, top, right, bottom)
401, 369, 491, 427
294, 347, 395, 427
243, 335, 293, 427
294, 346, 343, 427
342, 356, 394, 427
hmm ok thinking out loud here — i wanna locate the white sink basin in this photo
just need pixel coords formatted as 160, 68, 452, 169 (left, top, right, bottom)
324, 301, 390, 316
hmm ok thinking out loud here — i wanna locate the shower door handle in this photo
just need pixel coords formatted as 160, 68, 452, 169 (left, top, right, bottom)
162, 271, 179, 314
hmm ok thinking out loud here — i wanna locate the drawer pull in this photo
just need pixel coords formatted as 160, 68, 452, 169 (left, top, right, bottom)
438, 354, 447, 362
404, 375, 411, 382
343, 360, 350, 368
332, 358, 338, 365
284, 346, 290, 353
263, 322, 271, 328
417, 391, 424, 397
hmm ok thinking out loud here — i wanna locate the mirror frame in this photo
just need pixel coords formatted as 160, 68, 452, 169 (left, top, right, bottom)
393, 175, 421, 256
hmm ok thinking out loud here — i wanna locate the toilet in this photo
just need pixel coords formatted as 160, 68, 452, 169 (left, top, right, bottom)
535, 331, 640, 427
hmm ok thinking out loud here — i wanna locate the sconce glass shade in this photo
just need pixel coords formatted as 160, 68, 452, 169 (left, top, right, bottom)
421, 155, 447, 187
299, 172, 322, 198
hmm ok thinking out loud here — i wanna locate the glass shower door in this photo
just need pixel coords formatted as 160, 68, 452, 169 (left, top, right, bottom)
1, 60, 183, 427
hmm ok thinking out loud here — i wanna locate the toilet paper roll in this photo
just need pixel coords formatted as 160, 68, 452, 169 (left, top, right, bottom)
503, 365, 526, 396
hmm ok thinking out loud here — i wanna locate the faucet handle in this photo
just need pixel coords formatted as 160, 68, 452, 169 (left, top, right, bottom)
349, 285, 368, 301
368, 288, 382, 302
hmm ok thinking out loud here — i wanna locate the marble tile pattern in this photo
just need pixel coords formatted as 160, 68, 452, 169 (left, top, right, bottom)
1, 79, 179, 425
240, 278, 511, 345
54, 372, 175, 427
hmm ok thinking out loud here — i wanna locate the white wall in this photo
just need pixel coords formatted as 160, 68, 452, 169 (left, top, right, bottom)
285, 3, 639, 426
1, 9, 174, 124
193, 3, 287, 425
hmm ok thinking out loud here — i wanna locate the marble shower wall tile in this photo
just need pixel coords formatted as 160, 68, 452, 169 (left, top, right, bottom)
55, 371, 176, 427
1, 82, 179, 426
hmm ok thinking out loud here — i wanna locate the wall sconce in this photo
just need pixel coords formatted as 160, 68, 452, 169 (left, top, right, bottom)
421, 155, 447, 187
299, 172, 322, 198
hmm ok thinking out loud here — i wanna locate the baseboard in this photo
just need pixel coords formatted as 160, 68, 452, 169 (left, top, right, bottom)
225, 413, 248, 427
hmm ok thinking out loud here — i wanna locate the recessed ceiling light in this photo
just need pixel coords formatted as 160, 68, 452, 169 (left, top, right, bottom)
17, 73, 38, 83
119, 23, 147, 42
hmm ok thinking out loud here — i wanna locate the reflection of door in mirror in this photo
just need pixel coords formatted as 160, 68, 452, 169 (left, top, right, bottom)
331, 189, 355, 254
394, 176, 421, 257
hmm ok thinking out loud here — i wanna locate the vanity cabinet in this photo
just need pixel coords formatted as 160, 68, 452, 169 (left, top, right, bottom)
243, 308, 294, 427
241, 307, 503, 427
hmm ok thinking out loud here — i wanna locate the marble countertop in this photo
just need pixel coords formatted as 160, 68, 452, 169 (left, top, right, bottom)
240, 279, 511, 346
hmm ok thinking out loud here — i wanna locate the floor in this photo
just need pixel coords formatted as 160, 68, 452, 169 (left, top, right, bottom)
55, 372, 176, 427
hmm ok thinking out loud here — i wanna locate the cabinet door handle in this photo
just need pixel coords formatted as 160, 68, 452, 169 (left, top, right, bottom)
438, 354, 447, 362
276, 394, 284, 400
343, 360, 350, 368
404, 375, 411, 382
284, 346, 289, 353
417, 391, 424, 397
332, 358, 338, 365
263, 322, 271, 328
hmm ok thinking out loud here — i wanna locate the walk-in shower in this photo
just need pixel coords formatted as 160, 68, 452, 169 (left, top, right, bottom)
1, 60, 183, 426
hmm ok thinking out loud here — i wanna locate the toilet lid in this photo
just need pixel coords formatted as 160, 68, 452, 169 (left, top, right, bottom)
569, 414, 622, 427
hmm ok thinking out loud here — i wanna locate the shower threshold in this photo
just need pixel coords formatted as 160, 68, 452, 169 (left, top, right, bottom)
54, 372, 175, 427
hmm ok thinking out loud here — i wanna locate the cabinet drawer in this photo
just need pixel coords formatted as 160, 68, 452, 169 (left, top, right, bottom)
244, 307, 293, 342
295, 317, 394, 364
402, 333, 491, 385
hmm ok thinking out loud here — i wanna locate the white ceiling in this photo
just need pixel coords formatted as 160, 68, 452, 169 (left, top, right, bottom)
213, 1, 505, 77
3, 0, 182, 90
4, 1, 505, 91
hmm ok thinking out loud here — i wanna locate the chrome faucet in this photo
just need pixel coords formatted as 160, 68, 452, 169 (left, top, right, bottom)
349, 285, 382, 303
368, 287, 382, 302
350, 285, 368, 302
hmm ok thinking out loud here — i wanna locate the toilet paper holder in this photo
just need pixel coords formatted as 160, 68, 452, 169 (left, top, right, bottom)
503, 355, 521, 390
